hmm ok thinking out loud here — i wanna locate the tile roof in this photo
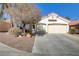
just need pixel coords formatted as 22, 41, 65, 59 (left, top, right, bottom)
69, 20, 79, 26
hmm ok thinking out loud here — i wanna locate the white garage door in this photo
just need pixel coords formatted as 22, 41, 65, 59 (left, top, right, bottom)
48, 24, 67, 33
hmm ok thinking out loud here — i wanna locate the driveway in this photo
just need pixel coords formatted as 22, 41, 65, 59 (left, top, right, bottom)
32, 34, 79, 56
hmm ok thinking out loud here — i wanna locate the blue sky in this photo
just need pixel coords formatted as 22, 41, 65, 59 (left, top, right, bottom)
1, 3, 79, 20
36, 3, 79, 20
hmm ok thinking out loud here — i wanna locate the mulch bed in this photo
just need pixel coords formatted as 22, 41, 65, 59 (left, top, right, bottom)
0, 32, 35, 52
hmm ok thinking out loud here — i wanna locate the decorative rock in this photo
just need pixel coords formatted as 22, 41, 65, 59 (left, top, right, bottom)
26, 33, 32, 38
18, 35, 22, 38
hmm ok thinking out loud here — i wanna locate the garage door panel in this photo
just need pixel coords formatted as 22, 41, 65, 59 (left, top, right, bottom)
48, 25, 67, 33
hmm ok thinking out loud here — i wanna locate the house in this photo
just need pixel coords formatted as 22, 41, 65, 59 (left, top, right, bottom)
69, 20, 79, 34
37, 13, 70, 33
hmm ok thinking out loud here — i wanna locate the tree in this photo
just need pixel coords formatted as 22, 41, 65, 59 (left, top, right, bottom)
0, 4, 4, 19
65, 17, 71, 20
3, 3, 41, 34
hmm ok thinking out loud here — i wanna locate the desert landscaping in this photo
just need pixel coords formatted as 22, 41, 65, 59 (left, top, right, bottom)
0, 3, 79, 56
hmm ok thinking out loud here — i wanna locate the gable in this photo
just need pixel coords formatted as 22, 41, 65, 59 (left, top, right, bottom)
39, 13, 70, 24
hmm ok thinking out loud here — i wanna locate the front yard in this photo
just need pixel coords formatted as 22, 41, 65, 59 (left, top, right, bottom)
0, 32, 35, 52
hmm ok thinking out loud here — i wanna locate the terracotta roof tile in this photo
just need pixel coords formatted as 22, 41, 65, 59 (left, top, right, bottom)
69, 20, 79, 26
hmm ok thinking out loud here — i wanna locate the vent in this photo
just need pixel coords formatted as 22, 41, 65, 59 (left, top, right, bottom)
48, 19, 57, 21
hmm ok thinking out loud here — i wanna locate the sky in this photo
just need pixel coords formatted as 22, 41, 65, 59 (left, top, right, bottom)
1, 3, 79, 20
36, 3, 79, 20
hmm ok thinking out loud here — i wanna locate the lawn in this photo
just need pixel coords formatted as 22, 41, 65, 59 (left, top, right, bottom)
0, 32, 35, 52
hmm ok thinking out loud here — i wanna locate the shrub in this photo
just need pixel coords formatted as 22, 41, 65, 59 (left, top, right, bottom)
69, 28, 75, 34
8, 27, 22, 37
0, 20, 5, 25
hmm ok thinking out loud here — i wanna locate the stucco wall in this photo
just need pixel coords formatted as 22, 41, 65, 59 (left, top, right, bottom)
38, 13, 70, 33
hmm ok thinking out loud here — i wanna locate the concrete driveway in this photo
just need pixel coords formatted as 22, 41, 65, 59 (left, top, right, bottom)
32, 34, 79, 56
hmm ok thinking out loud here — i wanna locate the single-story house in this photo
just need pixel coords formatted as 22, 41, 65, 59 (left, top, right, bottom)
37, 13, 70, 33
69, 20, 79, 34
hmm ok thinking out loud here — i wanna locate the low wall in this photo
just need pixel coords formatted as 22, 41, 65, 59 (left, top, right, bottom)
0, 22, 11, 32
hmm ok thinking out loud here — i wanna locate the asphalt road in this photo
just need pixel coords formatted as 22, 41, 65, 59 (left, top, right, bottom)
32, 34, 79, 56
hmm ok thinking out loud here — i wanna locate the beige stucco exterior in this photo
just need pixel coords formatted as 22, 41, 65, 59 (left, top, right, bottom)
38, 13, 70, 33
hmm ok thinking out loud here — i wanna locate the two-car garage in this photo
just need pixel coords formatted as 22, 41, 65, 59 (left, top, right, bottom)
38, 13, 70, 33
37, 23, 69, 33
47, 24, 68, 33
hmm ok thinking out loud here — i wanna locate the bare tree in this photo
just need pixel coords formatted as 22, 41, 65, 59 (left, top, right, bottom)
3, 3, 41, 34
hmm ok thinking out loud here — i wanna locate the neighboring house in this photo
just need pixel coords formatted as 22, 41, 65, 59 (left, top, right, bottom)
69, 20, 79, 34
37, 13, 70, 33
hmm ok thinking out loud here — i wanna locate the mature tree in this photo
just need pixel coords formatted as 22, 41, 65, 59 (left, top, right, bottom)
65, 17, 71, 20
0, 4, 4, 19
3, 3, 41, 33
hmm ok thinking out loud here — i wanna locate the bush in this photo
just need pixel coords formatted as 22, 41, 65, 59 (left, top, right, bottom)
0, 20, 5, 25
8, 27, 22, 37
69, 28, 75, 34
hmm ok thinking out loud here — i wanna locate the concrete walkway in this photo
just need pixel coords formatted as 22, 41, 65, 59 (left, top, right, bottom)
32, 34, 79, 56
